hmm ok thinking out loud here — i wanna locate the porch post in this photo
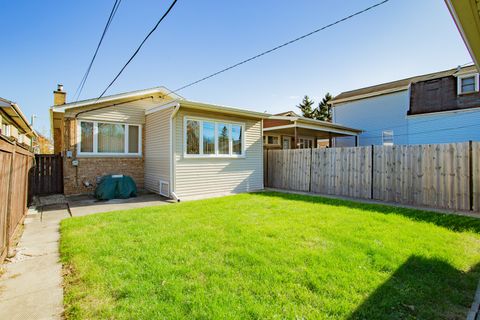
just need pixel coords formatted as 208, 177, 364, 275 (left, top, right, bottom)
355, 135, 359, 147
328, 133, 333, 148
294, 126, 298, 149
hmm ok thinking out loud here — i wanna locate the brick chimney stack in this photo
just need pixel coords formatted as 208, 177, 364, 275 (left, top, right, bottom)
53, 84, 66, 105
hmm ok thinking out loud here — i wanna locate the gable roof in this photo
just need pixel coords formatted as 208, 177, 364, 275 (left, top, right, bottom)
51, 86, 183, 113
275, 110, 300, 117
331, 65, 478, 105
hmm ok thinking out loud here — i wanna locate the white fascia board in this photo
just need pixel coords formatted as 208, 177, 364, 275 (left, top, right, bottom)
145, 101, 180, 115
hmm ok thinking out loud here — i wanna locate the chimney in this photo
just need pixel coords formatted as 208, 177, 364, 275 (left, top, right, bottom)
53, 84, 66, 105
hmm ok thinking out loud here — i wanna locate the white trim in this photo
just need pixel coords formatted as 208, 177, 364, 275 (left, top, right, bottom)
169, 104, 180, 199
77, 120, 142, 157
145, 101, 178, 115
51, 86, 183, 112
407, 105, 480, 118
457, 73, 479, 95
183, 116, 246, 158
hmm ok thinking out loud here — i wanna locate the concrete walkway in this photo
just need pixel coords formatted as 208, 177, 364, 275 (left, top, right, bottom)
0, 194, 169, 320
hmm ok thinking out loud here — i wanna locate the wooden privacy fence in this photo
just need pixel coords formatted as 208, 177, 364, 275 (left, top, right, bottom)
0, 138, 34, 262
266, 142, 480, 212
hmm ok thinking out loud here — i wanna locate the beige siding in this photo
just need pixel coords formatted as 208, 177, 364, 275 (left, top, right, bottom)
144, 107, 173, 193
66, 97, 170, 124
173, 108, 264, 200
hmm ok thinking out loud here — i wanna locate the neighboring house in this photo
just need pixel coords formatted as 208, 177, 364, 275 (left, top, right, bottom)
331, 65, 480, 146
50, 85, 267, 200
263, 111, 361, 150
445, 0, 480, 71
35, 132, 54, 154
0, 97, 37, 149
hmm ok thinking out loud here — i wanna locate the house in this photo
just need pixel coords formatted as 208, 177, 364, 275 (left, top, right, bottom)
263, 111, 361, 149
445, 0, 480, 71
50, 85, 267, 200
0, 97, 37, 149
330, 65, 480, 146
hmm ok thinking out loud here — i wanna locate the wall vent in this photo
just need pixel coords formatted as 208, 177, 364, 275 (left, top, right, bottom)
159, 180, 170, 197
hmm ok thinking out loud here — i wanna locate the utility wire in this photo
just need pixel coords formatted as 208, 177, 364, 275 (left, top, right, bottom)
97, 0, 178, 100
360, 122, 480, 140
74, 0, 122, 101
169, 0, 390, 95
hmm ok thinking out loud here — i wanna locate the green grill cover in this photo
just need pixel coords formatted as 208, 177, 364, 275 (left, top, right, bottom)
94, 175, 137, 200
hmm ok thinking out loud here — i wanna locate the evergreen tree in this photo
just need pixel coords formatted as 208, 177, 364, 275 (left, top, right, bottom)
297, 95, 315, 119
316, 93, 333, 122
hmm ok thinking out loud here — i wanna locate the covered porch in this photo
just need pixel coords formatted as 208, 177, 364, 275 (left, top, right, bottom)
263, 116, 362, 149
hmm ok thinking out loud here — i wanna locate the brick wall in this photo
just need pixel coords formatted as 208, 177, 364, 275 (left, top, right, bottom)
62, 117, 145, 195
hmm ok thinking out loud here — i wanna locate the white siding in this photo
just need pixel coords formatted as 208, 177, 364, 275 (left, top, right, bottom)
173, 108, 263, 200
333, 91, 410, 146
144, 107, 173, 194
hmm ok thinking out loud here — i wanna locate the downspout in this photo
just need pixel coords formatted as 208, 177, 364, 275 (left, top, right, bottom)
169, 103, 181, 202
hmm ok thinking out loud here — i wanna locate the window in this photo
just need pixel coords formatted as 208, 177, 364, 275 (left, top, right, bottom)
98, 123, 125, 153
232, 125, 242, 155
186, 120, 200, 154
264, 135, 280, 145
80, 122, 94, 152
78, 121, 142, 156
217, 123, 230, 155
1, 123, 11, 137
458, 73, 479, 94
298, 138, 314, 149
382, 130, 394, 146
202, 121, 215, 154
184, 117, 245, 157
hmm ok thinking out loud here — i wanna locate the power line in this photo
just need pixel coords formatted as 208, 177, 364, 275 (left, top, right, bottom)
361, 122, 480, 140
169, 0, 390, 95
74, 0, 122, 101
97, 0, 178, 100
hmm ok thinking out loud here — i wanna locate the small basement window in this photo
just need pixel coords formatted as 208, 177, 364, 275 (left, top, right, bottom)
458, 73, 479, 94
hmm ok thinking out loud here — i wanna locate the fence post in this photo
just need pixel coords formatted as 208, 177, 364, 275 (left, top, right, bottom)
370, 145, 374, 200
5, 142, 16, 254
309, 148, 313, 193
470, 140, 473, 211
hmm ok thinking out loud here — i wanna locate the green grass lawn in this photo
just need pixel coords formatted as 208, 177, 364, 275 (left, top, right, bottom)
60, 192, 480, 319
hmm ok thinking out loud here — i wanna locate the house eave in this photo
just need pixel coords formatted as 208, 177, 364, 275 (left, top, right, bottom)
445, 0, 480, 72
51, 86, 183, 113
331, 86, 409, 105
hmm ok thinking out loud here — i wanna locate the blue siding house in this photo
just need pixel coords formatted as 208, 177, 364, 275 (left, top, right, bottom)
331, 65, 480, 146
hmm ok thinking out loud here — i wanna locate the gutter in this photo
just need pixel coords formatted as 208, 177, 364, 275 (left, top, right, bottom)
169, 102, 181, 202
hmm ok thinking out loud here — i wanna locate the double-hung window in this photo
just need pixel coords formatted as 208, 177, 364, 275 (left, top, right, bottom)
78, 120, 142, 156
457, 73, 479, 95
382, 130, 394, 146
185, 117, 245, 157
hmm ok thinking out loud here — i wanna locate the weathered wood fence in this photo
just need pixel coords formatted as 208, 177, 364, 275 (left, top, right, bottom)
31, 154, 63, 196
265, 142, 480, 212
0, 137, 34, 262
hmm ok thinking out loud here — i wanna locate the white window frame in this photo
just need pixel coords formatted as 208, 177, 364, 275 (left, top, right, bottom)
298, 137, 314, 149
183, 116, 245, 158
264, 135, 280, 146
382, 130, 394, 146
1, 123, 11, 137
77, 120, 142, 157
457, 73, 479, 95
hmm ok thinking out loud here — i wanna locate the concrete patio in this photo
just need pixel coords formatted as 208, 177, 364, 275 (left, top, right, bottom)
0, 193, 170, 320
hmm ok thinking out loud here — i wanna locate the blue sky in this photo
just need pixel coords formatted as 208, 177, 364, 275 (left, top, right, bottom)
0, 0, 471, 134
